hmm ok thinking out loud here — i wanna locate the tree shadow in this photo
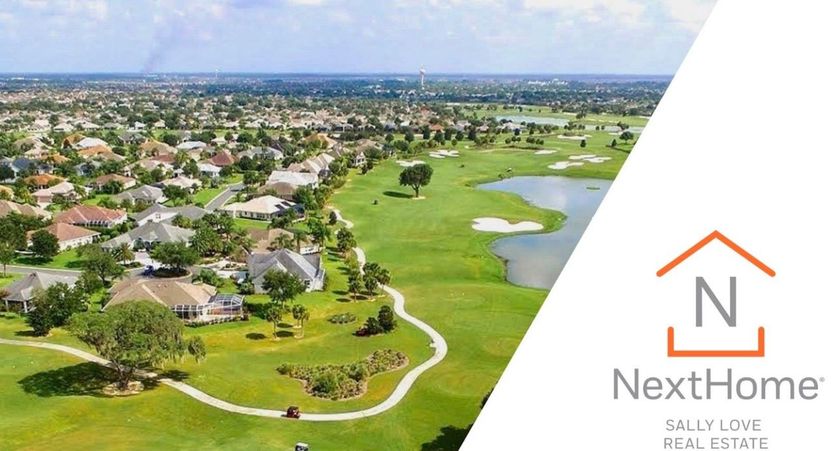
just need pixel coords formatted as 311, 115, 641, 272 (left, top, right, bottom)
383, 190, 413, 199
247, 303, 269, 319
246, 332, 267, 340
420, 425, 472, 451
18, 362, 113, 398
335, 297, 352, 303
158, 369, 190, 382
274, 330, 294, 338
14, 330, 40, 337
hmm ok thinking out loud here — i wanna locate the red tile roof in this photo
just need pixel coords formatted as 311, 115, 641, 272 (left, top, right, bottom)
55, 205, 126, 225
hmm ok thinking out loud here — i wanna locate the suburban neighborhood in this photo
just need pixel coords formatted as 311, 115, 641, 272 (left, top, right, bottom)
0, 70, 652, 450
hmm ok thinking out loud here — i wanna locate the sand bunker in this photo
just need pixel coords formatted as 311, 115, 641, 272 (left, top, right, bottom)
472, 217, 543, 233
548, 161, 585, 170
429, 149, 460, 158
557, 135, 591, 140
568, 154, 596, 160
396, 160, 425, 167
534, 150, 556, 155
583, 156, 612, 164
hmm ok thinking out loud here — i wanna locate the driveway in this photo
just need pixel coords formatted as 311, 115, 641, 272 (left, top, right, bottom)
205, 182, 244, 211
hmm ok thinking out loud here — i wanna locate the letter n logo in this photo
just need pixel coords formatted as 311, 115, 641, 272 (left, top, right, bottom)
656, 231, 774, 358
695, 277, 736, 327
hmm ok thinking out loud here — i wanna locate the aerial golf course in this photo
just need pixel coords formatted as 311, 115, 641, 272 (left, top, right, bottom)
0, 124, 633, 450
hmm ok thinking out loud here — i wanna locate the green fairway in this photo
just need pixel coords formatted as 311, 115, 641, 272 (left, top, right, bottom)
0, 130, 627, 449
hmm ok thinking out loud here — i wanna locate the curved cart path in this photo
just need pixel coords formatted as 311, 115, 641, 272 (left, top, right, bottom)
0, 210, 448, 422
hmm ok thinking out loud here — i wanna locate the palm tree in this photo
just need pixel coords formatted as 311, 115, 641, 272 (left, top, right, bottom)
291, 304, 310, 338
271, 234, 293, 251
113, 243, 134, 266
293, 230, 306, 253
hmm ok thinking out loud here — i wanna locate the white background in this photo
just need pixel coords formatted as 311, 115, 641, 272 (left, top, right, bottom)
463, 0, 840, 449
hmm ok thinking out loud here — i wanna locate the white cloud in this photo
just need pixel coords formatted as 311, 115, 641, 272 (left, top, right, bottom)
522, 0, 647, 26
662, 0, 715, 32
288, 0, 325, 5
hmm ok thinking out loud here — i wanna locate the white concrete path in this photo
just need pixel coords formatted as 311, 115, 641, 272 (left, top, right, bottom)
0, 209, 449, 422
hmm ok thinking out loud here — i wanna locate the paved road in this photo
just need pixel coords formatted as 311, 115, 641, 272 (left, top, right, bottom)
4, 265, 82, 276
205, 182, 244, 211
0, 208, 450, 421
4, 265, 145, 278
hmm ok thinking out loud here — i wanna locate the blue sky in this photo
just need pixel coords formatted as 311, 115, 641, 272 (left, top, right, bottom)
0, 0, 715, 74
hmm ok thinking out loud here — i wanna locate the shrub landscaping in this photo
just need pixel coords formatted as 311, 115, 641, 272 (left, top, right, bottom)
278, 349, 408, 400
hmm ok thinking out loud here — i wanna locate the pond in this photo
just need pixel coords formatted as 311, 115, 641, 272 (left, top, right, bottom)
479, 176, 612, 290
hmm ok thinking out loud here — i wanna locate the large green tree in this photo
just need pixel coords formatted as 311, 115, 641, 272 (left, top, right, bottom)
150, 242, 200, 275
30, 230, 59, 260
398, 164, 434, 198
68, 301, 206, 390
261, 269, 305, 306
79, 245, 125, 286
26, 283, 87, 336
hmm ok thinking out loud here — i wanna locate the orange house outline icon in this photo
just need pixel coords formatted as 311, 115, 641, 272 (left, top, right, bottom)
657, 230, 775, 358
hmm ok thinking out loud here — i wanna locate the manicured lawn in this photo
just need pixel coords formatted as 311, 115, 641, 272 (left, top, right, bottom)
0, 130, 627, 449
13, 249, 83, 269
193, 186, 224, 205
0, 274, 21, 289
472, 104, 650, 127
233, 217, 271, 231
82, 194, 113, 206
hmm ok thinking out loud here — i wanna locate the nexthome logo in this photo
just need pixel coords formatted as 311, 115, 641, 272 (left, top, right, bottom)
613, 232, 822, 401
657, 230, 775, 358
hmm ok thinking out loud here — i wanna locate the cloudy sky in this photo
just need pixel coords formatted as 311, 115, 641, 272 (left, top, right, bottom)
0, 0, 716, 74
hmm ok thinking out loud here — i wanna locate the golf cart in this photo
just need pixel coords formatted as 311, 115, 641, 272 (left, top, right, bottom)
286, 406, 301, 419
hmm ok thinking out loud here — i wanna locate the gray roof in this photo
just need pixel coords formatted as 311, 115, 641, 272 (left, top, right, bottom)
101, 222, 195, 249
131, 203, 208, 224
248, 249, 322, 283
3, 272, 79, 302
114, 185, 165, 203
239, 147, 284, 160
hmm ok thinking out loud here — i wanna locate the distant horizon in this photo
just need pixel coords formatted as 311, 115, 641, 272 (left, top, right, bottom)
0, 71, 674, 79
0, 1, 713, 75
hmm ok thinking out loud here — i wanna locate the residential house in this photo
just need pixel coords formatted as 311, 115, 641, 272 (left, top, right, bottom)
0, 200, 51, 220
239, 146, 284, 161
157, 176, 202, 192
198, 163, 222, 179
24, 174, 64, 190
29, 223, 100, 251
131, 204, 208, 227
114, 185, 167, 205
267, 171, 319, 188
74, 137, 109, 149
33, 181, 79, 207
100, 221, 195, 251
208, 150, 236, 167
2, 272, 79, 313
55, 205, 128, 228
104, 278, 244, 324
138, 139, 177, 158
78, 145, 125, 162
257, 181, 297, 200
221, 195, 299, 221
176, 141, 207, 152
91, 174, 136, 191
247, 228, 320, 255
247, 249, 325, 292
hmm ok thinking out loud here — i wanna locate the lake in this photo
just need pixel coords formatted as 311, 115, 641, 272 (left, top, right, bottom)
479, 176, 612, 289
